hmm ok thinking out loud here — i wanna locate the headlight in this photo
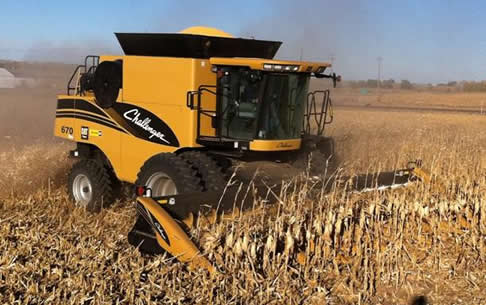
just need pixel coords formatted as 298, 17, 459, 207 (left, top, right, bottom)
263, 64, 273, 70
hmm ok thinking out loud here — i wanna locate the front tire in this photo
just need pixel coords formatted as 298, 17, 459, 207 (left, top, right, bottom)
135, 153, 202, 197
68, 160, 115, 212
178, 151, 228, 192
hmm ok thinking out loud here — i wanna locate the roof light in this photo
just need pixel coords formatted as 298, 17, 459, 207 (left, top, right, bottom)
263, 64, 273, 70
263, 63, 301, 72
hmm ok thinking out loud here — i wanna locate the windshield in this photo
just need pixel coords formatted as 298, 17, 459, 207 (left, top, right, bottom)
218, 67, 309, 140
258, 73, 308, 139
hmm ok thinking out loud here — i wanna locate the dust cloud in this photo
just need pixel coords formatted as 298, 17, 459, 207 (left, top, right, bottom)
0, 61, 74, 149
237, 0, 372, 80
23, 39, 119, 64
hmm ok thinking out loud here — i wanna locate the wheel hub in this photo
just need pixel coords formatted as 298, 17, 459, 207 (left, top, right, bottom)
72, 174, 93, 207
146, 172, 178, 196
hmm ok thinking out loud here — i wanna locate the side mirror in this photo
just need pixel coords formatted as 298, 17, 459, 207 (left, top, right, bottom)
313, 72, 342, 88
332, 73, 342, 88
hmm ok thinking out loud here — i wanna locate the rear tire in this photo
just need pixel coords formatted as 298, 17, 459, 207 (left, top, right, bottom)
135, 153, 202, 197
178, 151, 228, 192
68, 159, 115, 212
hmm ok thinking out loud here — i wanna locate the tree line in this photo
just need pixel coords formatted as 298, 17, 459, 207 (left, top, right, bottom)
348, 79, 414, 90
462, 81, 486, 92
347, 79, 486, 92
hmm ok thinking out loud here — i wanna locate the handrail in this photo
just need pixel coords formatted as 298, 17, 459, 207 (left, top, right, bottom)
67, 65, 84, 95
195, 85, 219, 141
304, 90, 333, 136
66, 55, 100, 96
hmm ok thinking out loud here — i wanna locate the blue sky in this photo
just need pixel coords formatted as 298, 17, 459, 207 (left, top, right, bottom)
1, 0, 486, 83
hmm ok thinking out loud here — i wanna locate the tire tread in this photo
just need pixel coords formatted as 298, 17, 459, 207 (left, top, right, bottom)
179, 151, 228, 192
68, 159, 115, 212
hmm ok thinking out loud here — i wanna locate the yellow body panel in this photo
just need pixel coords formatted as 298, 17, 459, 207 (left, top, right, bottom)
118, 104, 188, 182
121, 56, 217, 142
54, 96, 123, 178
249, 139, 301, 151
209, 57, 331, 72
123, 56, 194, 105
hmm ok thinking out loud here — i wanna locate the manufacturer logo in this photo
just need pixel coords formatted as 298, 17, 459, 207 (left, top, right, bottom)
81, 126, 89, 140
277, 142, 293, 148
123, 109, 170, 145
153, 221, 170, 245
112, 103, 180, 147
89, 129, 102, 137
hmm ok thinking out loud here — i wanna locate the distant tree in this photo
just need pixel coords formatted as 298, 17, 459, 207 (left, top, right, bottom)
463, 81, 486, 92
400, 80, 413, 90
381, 79, 395, 89
447, 81, 457, 87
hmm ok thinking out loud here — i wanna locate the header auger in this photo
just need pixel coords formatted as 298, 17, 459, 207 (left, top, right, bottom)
53, 26, 429, 272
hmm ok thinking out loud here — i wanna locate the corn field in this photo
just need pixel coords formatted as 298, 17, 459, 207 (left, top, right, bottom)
1, 109, 485, 304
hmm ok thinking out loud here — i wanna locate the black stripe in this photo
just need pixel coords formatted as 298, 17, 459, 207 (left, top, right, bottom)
75, 100, 109, 118
57, 99, 109, 118
56, 113, 127, 133
57, 99, 75, 109
56, 110, 119, 128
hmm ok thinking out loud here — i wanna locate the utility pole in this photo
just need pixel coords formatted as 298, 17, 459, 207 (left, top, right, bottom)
299, 48, 304, 61
377, 56, 383, 94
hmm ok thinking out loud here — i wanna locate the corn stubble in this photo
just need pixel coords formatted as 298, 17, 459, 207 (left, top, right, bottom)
1, 112, 486, 304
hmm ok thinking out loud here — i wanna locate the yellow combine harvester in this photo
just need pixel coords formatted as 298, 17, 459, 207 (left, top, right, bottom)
55, 26, 339, 210
54, 27, 428, 272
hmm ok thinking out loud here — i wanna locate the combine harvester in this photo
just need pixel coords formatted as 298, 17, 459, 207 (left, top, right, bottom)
54, 27, 431, 272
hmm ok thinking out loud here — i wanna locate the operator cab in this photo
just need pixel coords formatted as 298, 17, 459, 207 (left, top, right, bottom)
217, 66, 308, 141
193, 57, 340, 154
